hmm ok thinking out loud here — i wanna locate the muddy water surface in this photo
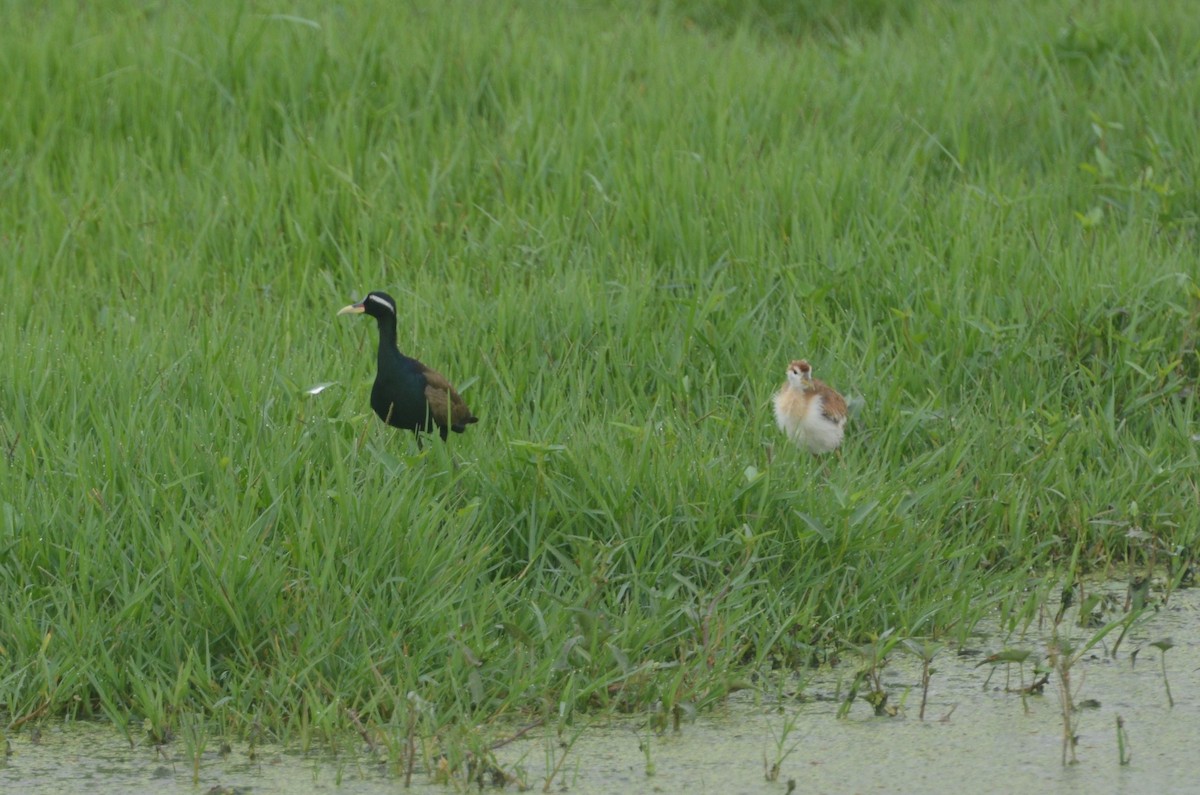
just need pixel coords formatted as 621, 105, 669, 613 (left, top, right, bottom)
3, 583, 1197, 794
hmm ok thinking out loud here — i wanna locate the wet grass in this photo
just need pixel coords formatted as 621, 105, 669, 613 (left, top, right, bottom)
1, 0, 1198, 774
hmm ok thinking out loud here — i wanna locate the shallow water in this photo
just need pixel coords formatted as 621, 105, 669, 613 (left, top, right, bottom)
0, 723, 406, 795
510, 582, 1199, 795
3, 583, 1197, 794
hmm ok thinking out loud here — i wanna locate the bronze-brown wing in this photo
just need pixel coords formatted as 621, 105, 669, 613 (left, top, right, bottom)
421, 365, 479, 431
814, 380, 848, 423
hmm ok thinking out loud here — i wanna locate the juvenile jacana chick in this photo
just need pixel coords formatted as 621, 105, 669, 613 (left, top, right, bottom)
338, 291, 478, 442
773, 359, 847, 454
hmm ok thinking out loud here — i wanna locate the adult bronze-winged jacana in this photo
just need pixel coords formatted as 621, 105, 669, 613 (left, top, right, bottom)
773, 359, 847, 454
338, 291, 478, 442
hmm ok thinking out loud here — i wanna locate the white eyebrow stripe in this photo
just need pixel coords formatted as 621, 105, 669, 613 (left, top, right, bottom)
367, 294, 395, 314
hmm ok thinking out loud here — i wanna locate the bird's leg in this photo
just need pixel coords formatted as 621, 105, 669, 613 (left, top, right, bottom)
813, 452, 839, 482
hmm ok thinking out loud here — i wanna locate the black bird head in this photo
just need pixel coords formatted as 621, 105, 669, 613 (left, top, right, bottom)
338, 291, 398, 320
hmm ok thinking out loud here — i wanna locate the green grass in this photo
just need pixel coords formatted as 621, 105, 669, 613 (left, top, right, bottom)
1, 0, 1198, 763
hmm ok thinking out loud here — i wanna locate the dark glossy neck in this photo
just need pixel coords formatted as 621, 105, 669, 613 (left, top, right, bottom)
375, 314, 398, 359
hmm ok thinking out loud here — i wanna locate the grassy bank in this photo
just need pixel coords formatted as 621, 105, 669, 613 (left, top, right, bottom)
1, 0, 1197, 761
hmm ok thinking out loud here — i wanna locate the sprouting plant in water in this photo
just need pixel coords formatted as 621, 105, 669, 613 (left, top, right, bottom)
178, 712, 208, 786
1053, 578, 1075, 627
396, 690, 441, 786
542, 701, 586, 793
900, 639, 943, 721
639, 725, 656, 778
128, 669, 172, 748
1131, 638, 1175, 708
1115, 714, 1132, 766
763, 707, 803, 782
1046, 599, 1136, 766
975, 648, 1046, 713
401, 697, 420, 785
1046, 635, 1079, 766
648, 699, 670, 736
1110, 576, 1154, 657
838, 629, 901, 718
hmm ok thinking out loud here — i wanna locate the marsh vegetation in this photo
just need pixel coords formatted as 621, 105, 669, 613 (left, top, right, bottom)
1, 0, 1197, 785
